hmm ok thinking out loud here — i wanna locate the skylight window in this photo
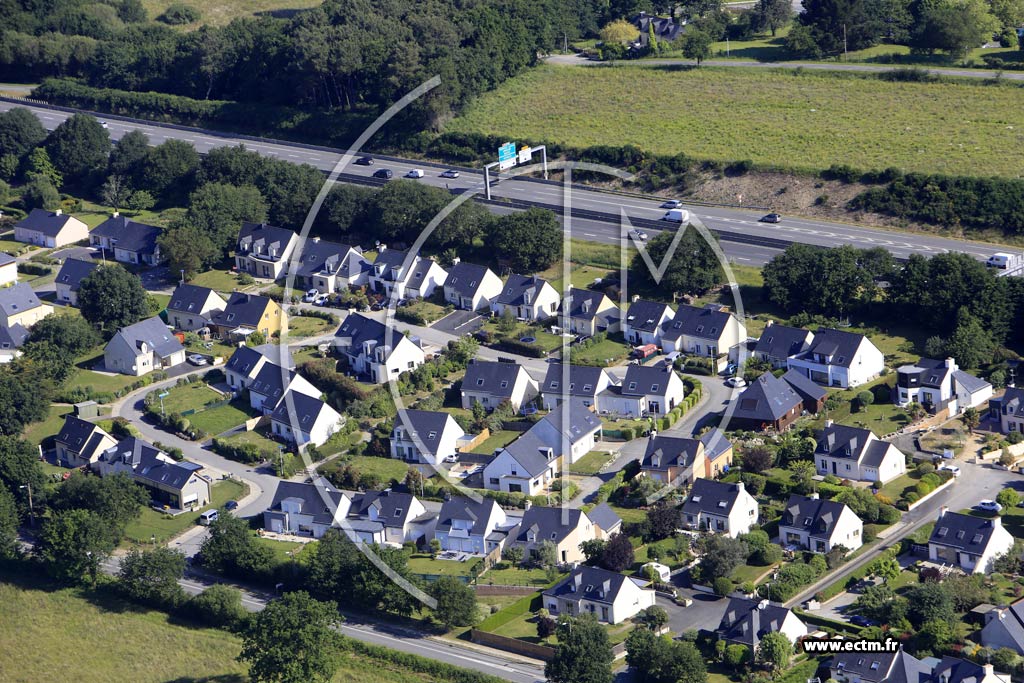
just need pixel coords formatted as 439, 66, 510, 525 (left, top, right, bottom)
394, 508, 403, 517
717, 501, 728, 508
476, 378, 484, 386
692, 495, 702, 503
628, 382, 637, 391
428, 431, 437, 439
937, 527, 948, 537
972, 534, 983, 543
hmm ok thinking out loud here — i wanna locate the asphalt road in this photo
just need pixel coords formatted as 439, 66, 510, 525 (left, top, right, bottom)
0, 99, 1004, 266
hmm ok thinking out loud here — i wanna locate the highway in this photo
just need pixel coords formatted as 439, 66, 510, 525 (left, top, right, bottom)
0, 98, 1004, 266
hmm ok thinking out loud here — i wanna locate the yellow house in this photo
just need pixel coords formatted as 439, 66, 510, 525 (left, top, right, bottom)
208, 292, 285, 341
0, 282, 53, 329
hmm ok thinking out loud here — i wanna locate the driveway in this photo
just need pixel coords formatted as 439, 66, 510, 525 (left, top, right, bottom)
658, 590, 728, 634
433, 309, 485, 335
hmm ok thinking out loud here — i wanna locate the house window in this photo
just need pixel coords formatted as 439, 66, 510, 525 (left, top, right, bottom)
476, 378, 484, 386
500, 381, 509, 389
845, 464, 851, 471
551, 381, 559, 389
628, 382, 637, 391
489, 478, 499, 485
651, 384, 659, 392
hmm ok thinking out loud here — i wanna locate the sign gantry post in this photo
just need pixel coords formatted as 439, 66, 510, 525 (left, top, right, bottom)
483, 142, 548, 200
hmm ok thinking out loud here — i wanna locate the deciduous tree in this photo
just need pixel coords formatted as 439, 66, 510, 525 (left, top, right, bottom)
37, 508, 117, 585
546, 614, 613, 683
78, 264, 150, 336
428, 576, 478, 629
630, 227, 723, 296
45, 113, 110, 183
239, 590, 342, 683
0, 107, 47, 159
601, 532, 635, 571
118, 547, 186, 607
486, 208, 563, 273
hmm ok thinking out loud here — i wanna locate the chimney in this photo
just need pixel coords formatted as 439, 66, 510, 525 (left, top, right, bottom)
765, 320, 774, 328
524, 499, 532, 511
312, 236, 320, 243
824, 419, 833, 428
54, 209, 62, 216
992, 516, 1003, 529
735, 481, 745, 494
938, 505, 949, 519
379, 244, 387, 252
983, 664, 995, 679
809, 492, 819, 500
452, 256, 460, 265
632, 294, 640, 303
945, 357, 956, 369
112, 210, 119, 218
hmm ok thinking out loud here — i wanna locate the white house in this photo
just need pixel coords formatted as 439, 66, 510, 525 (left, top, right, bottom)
224, 345, 269, 391
752, 321, 814, 369
347, 490, 429, 546
830, 646, 930, 683
528, 400, 603, 465
490, 274, 560, 322
814, 422, 907, 484
559, 287, 620, 337
270, 391, 344, 448
0, 253, 17, 287
0, 282, 52, 329
13, 208, 88, 248
982, 598, 1024, 655
483, 431, 559, 496
443, 261, 503, 311
235, 222, 300, 280
717, 597, 808, 650
293, 238, 369, 293
390, 409, 465, 466
334, 313, 425, 384
540, 363, 616, 410
167, 284, 227, 332
90, 215, 163, 265
997, 387, 1024, 434
787, 328, 884, 388
93, 437, 211, 512
0, 323, 28, 364
928, 507, 1014, 574
543, 566, 657, 624
104, 316, 186, 376
681, 479, 758, 538
895, 356, 993, 415
598, 362, 685, 417
263, 480, 351, 539
460, 359, 538, 412
778, 493, 863, 554
433, 497, 507, 555
247, 361, 321, 414
507, 506, 602, 565
622, 299, 674, 346
54, 415, 117, 468
660, 303, 744, 360
369, 248, 447, 301
54, 258, 98, 306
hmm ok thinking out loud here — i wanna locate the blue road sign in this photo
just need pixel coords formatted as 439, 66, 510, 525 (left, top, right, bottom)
498, 142, 516, 162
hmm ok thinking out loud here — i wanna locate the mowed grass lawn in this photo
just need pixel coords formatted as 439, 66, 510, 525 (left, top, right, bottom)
141, 0, 323, 27
449, 64, 1024, 176
159, 382, 223, 414
23, 404, 74, 446
189, 401, 255, 436
468, 429, 520, 454
122, 479, 246, 545
0, 572, 473, 683
568, 450, 613, 476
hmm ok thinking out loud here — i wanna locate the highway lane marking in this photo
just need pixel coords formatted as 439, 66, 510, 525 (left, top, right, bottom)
339, 624, 533, 673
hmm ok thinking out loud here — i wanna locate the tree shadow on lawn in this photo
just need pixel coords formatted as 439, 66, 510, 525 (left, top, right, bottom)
165, 676, 246, 683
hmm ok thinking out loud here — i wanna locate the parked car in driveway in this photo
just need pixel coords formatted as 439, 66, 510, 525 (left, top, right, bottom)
187, 354, 208, 366
724, 377, 747, 388
313, 294, 329, 306
760, 213, 782, 223
938, 464, 961, 477
977, 499, 1002, 512
440, 169, 460, 179
302, 288, 318, 303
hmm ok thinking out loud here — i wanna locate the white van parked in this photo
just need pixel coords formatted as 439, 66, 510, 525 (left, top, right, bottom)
199, 509, 219, 526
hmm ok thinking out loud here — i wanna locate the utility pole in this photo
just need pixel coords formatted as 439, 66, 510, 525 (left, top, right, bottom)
19, 483, 33, 527
843, 24, 848, 61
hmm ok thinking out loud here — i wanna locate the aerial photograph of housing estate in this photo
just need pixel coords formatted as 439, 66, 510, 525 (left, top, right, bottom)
2, 0, 1024, 682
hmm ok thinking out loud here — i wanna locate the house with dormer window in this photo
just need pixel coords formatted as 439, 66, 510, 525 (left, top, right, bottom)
235, 222, 300, 280
682, 478, 758, 537
167, 284, 227, 332
929, 507, 1014, 574
543, 566, 656, 624
895, 356, 992, 415
434, 497, 508, 554
54, 258, 98, 306
753, 321, 814, 369
390, 410, 465, 466
830, 645, 930, 683
247, 361, 322, 414
208, 292, 284, 341
333, 313, 425, 384
91, 214, 163, 265
717, 598, 808, 650
104, 316, 185, 376
55, 415, 117, 468
623, 299, 674, 346
94, 438, 211, 511
460, 359, 538, 412
527, 400, 602, 464
641, 428, 734, 486
779, 493, 863, 553
347, 489, 429, 546
559, 287, 620, 336
490, 274, 560, 322
787, 328, 884, 388
443, 261, 503, 311
294, 237, 369, 293
598, 362, 685, 417
263, 480, 351, 539
995, 387, 1024, 434
507, 505, 601, 564
270, 391, 344, 448
0, 282, 52, 329
368, 248, 447, 301
814, 422, 906, 484
540, 363, 616, 410
660, 303, 744, 360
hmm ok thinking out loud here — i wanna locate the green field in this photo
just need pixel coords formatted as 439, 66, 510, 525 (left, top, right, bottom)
449, 64, 1024, 176
0, 569, 478, 683
22, 404, 74, 446
286, 314, 335, 339
189, 401, 255, 436
407, 554, 476, 577
159, 382, 223, 414
468, 429, 520, 454
122, 479, 246, 545
141, 0, 323, 27
567, 450, 613, 476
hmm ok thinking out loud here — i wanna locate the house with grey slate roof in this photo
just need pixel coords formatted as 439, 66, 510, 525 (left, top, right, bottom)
752, 321, 814, 368
270, 390, 344, 448
0, 281, 52, 329
814, 422, 907, 483
598, 362, 685, 417
90, 214, 163, 265
54, 257, 98, 306
682, 479, 758, 537
507, 505, 601, 564
334, 312, 425, 384
442, 261, 502, 311
390, 409, 465, 466
929, 507, 1014, 574
717, 597, 808, 650
0, 322, 28, 363
982, 597, 1024, 655
779, 493, 863, 553
368, 248, 447, 301
787, 327, 884, 388
587, 502, 622, 538
995, 386, 1024, 434
55, 415, 117, 468
543, 566, 656, 624
558, 287, 620, 337
104, 316, 185, 376
235, 222, 300, 280
433, 497, 508, 554
660, 303, 744, 363
622, 299, 674, 346
347, 489, 430, 545
14, 208, 87, 248
490, 274, 560, 322
540, 363, 616, 410
247, 361, 321, 414
263, 480, 352, 539
294, 237, 369, 293
461, 359, 538, 412
730, 370, 826, 432
895, 356, 992, 415
167, 284, 227, 332
0, 252, 16, 287
94, 437, 211, 511
830, 645, 931, 683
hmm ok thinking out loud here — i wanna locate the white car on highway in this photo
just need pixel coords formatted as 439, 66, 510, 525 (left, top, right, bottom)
405, 169, 425, 179
660, 199, 682, 209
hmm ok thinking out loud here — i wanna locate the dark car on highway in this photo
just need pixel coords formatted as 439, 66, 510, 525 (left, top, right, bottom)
372, 169, 393, 180
355, 156, 373, 165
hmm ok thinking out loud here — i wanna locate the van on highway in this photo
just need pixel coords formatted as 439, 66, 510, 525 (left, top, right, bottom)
661, 208, 690, 223
986, 252, 1024, 270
